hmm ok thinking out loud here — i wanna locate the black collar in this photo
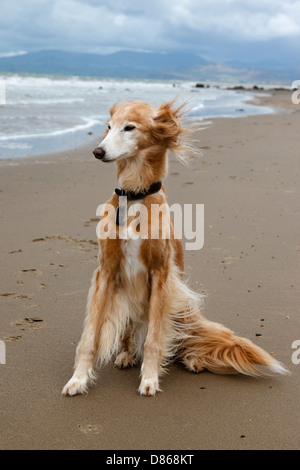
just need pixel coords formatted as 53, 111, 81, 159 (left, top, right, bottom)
115, 181, 162, 226
115, 181, 162, 201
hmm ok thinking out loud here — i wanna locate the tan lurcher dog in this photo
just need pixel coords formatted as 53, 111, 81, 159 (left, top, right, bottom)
62, 100, 287, 397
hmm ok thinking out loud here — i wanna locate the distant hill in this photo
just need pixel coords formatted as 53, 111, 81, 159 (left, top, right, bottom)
0, 49, 208, 79
0, 49, 296, 82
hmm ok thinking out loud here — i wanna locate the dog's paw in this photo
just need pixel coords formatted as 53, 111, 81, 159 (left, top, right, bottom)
62, 377, 89, 396
114, 351, 136, 369
182, 355, 205, 373
138, 377, 161, 396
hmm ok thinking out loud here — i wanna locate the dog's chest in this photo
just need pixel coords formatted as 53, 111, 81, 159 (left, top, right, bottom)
121, 231, 146, 278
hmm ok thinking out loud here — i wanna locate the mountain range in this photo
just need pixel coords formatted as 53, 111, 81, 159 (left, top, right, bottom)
0, 49, 296, 83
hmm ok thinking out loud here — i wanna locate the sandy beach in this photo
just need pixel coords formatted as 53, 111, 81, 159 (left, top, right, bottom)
0, 90, 299, 450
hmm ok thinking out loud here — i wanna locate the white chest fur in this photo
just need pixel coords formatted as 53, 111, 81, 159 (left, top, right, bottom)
122, 229, 146, 278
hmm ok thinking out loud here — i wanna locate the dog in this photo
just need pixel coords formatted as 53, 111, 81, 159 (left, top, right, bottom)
62, 99, 287, 396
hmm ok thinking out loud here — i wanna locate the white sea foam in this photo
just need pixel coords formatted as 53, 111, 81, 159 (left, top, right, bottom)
190, 103, 204, 111
0, 117, 103, 141
7, 98, 85, 106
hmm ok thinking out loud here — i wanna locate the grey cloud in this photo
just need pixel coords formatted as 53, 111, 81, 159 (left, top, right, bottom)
0, 0, 299, 64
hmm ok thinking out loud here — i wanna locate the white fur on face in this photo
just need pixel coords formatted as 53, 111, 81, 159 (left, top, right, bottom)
99, 122, 139, 162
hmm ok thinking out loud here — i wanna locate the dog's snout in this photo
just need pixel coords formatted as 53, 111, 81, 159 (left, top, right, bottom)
93, 147, 106, 160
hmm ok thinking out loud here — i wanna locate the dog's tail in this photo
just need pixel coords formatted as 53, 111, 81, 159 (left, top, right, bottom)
165, 263, 288, 377
177, 316, 288, 376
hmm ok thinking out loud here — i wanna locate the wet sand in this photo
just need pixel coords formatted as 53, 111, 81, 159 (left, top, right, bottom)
0, 90, 299, 450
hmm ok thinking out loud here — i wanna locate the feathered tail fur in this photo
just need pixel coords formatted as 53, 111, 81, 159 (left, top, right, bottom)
166, 266, 288, 377
178, 317, 288, 376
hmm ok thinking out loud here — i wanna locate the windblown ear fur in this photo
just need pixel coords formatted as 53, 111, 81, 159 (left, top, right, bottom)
109, 101, 119, 117
152, 100, 183, 143
152, 100, 201, 164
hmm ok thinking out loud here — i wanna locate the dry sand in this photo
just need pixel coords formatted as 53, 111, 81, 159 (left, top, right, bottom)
0, 90, 299, 450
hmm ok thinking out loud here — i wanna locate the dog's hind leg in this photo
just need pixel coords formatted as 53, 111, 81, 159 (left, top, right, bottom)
62, 267, 108, 396
114, 321, 137, 369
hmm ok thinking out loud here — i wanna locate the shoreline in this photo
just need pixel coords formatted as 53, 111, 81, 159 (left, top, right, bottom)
0, 89, 293, 167
0, 90, 299, 450
0, 84, 285, 163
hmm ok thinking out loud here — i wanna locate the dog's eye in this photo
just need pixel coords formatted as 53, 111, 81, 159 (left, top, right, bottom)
107, 124, 111, 130
124, 125, 135, 132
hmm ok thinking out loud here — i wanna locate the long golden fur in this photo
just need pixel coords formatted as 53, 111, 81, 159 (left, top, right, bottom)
62, 99, 287, 397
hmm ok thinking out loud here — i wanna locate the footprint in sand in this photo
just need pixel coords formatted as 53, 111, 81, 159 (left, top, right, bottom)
3, 318, 44, 342
77, 424, 102, 435
4, 334, 23, 342
229, 176, 254, 182
14, 269, 42, 278
1, 291, 33, 301
220, 255, 237, 265
84, 217, 99, 227
32, 236, 97, 252
12, 317, 44, 331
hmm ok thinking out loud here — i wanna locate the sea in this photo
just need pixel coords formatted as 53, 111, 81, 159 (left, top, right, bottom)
0, 74, 275, 159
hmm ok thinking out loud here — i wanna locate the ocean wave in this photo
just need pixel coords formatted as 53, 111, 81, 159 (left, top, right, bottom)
0, 74, 196, 91
6, 98, 85, 106
0, 117, 103, 141
0, 142, 32, 149
190, 103, 204, 112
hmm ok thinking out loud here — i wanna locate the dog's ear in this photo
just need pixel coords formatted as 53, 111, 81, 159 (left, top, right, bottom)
152, 101, 183, 148
109, 102, 119, 117
152, 100, 201, 164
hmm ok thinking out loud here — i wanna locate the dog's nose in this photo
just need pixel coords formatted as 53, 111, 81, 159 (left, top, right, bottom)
93, 147, 106, 160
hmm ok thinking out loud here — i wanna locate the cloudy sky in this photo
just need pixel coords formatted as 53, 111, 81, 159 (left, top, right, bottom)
0, 0, 299, 65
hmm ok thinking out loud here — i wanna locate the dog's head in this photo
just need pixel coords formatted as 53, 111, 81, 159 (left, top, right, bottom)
93, 99, 196, 164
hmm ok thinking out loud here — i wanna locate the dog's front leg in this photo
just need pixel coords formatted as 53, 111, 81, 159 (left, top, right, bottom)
139, 271, 169, 396
62, 267, 107, 396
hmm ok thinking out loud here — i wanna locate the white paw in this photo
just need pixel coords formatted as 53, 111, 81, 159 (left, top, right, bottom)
114, 351, 135, 369
62, 377, 89, 396
139, 377, 161, 396
183, 355, 205, 373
